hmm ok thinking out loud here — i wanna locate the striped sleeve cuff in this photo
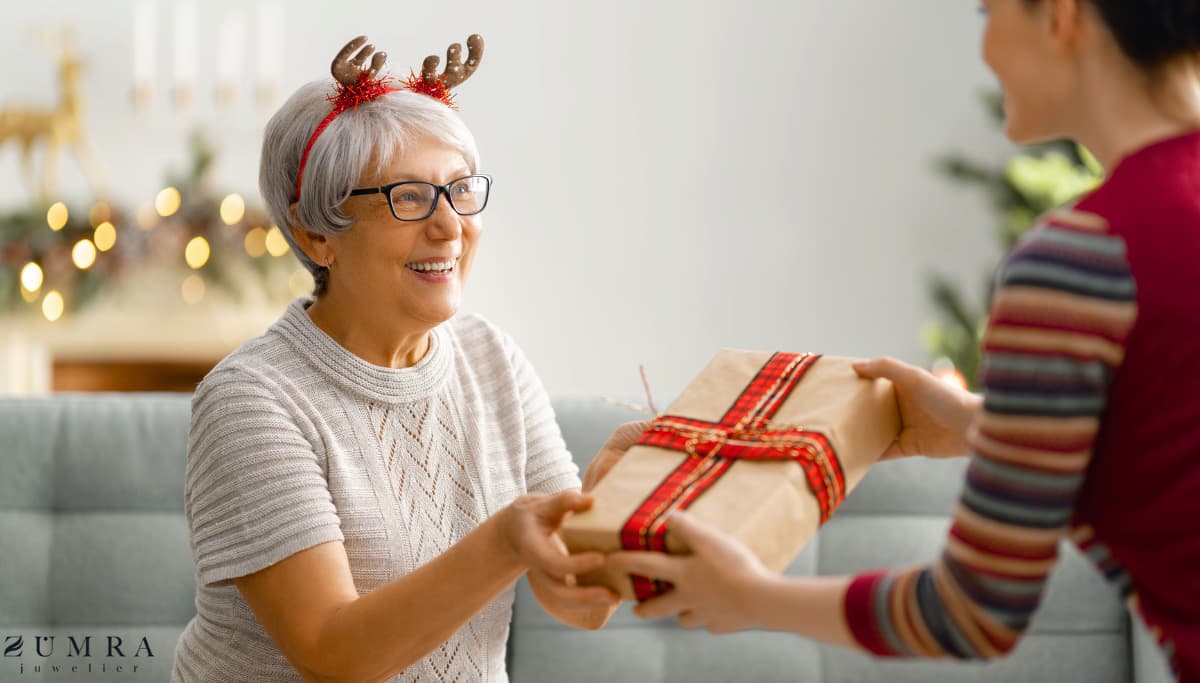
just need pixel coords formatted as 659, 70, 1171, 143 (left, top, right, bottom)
845, 571, 897, 656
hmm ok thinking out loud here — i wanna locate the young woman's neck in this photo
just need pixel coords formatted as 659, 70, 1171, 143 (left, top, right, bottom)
1071, 54, 1200, 170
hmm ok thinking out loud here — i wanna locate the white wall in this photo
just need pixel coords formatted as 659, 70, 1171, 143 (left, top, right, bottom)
0, 1, 1012, 397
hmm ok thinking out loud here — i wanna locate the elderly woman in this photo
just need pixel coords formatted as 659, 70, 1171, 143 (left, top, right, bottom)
171, 36, 623, 682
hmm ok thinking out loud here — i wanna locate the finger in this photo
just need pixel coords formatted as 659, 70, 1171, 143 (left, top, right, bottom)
533, 571, 620, 605
633, 589, 689, 620
665, 511, 720, 550
852, 356, 912, 382
538, 489, 594, 523
878, 441, 907, 460
678, 610, 707, 630
606, 420, 653, 450
606, 551, 681, 582
534, 546, 605, 579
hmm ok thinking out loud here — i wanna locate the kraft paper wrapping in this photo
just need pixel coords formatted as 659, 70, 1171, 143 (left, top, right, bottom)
561, 351, 900, 601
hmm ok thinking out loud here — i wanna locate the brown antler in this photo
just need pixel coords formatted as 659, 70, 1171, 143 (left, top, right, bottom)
419, 34, 483, 88
331, 35, 388, 86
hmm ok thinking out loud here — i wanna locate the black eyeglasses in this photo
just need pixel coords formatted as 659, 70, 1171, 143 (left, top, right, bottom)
348, 174, 492, 222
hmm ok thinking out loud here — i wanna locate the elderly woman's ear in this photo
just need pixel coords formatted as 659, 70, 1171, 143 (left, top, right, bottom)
287, 215, 333, 268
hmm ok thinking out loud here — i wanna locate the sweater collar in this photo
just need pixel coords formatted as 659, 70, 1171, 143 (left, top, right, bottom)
273, 297, 452, 404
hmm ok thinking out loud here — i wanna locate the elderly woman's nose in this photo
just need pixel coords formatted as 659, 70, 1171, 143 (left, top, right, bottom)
425, 195, 463, 239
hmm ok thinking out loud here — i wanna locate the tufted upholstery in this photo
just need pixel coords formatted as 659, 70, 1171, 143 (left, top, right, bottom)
0, 394, 1174, 682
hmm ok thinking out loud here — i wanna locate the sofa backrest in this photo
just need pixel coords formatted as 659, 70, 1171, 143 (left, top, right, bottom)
0, 394, 1161, 683
0, 394, 194, 680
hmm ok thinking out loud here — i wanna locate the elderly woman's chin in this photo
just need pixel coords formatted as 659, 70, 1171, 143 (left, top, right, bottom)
393, 271, 467, 326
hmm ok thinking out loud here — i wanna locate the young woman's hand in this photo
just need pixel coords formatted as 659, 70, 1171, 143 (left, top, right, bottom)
607, 512, 772, 634
854, 357, 982, 459
582, 420, 653, 492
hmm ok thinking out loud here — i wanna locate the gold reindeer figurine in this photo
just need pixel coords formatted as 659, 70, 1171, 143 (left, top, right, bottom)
0, 30, 106, 201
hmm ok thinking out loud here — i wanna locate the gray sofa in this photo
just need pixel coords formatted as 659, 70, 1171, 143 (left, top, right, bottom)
0, 394, 1174, 682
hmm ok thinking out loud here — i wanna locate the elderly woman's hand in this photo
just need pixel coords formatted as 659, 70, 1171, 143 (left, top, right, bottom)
583, 420, 653, 492
500, 490, 618, 629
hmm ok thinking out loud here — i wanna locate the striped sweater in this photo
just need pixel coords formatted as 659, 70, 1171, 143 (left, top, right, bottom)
844, 129, 1200, 681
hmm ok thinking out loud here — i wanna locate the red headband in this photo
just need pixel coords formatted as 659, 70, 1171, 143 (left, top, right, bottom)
294, 34, 484, 202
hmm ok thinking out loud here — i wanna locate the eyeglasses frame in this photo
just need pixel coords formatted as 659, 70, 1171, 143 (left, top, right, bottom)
347, 174, 493, 222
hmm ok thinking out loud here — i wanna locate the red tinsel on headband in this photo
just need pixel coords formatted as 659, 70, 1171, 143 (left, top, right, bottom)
328, 70, 400, 110
403, 70, 457, 110
295, 70, 457, 201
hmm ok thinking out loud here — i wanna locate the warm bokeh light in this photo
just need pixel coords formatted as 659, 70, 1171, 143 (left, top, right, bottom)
244, 226, 267, 257
219, 193, 246, 225
72, 239, 97, 270
184, 236, 211, 269
94, 222, 117, 251
19, 262, 44, 292
288, 268, 314, 297
931, 357, 969, 391
264, 226, 289, 257
89, 201, 111, 227
155, 187, 182, 217
46, 202, 69, 231
181, 274, 206, 304
136, 203, 158, 230
42, 290, 65, 322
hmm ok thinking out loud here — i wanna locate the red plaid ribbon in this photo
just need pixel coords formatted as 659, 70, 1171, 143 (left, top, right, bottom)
621, 352, 846, 601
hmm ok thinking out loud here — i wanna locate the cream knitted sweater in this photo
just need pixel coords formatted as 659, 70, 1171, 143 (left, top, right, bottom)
172, 298, 580, 682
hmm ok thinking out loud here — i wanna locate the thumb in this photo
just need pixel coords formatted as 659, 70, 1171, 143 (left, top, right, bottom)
853, 356, 911, 383
606, 420, 653, 450
539, 489, 594, 523
666, 511, 720, 551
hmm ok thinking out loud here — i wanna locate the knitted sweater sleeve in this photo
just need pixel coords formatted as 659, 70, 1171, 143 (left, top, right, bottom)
185, 366, 344, 587
842, 209, 1138, 658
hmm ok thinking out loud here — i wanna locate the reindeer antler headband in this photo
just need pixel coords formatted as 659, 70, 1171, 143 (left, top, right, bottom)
294, 34, 485, 201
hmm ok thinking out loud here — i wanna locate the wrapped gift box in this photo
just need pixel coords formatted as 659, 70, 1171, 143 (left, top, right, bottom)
561, 350, 900, 601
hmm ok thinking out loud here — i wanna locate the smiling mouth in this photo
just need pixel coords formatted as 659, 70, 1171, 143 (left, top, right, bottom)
405, 258, 458, 275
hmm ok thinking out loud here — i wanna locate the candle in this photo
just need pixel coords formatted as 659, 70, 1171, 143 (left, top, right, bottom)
132, 1, 155, 108
256, 0, 283, 108
173, 0, 197, 109
216, 13, 245, 107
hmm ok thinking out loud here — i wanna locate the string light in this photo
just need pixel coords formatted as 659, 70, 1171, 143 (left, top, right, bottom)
184, 236, 211, 269
89, 201, 112, 227
46, 202, 69, 231
155, 187, 182, 217
136, 203, 159, 230
219, 193, 245, 225
94, 222, 117, 251
264, 226, 289, 256
242, 227, 267, 257
19, 262, 43, 293
72, 239, 97, 270
42, 290, 65, 322
181, 274, 206, 304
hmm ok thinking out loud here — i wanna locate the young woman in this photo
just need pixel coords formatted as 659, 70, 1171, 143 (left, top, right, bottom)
606, 1, 1200, 679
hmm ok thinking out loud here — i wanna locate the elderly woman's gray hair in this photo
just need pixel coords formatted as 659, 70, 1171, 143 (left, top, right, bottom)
259, 81, 481, 294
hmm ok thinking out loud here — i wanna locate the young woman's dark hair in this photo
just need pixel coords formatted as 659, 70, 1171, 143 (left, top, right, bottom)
1027, 0, 1200, 67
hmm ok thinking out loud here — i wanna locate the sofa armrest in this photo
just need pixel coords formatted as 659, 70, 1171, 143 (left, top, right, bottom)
1131, 612, 1175, 683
